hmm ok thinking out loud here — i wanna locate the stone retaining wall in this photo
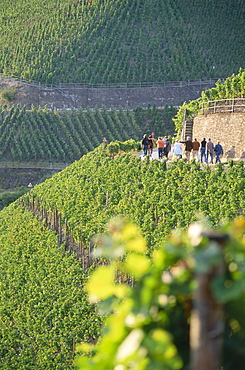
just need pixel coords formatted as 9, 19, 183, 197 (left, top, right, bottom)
40, 84, 208, 110
1, 78, 216, 110
193, 113, 245, 160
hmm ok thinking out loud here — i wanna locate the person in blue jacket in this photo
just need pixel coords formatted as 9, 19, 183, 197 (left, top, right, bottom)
214, 140, 223, 163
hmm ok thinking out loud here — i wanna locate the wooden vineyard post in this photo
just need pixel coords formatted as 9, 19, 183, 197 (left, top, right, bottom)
190, 232, 228, 370
153, 204, 158, 227
57, 212, 63, 247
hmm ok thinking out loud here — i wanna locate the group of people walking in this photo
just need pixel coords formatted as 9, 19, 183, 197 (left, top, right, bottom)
142, 134, 171, 159
142, 134, 224, 163
176, 137, 224, 163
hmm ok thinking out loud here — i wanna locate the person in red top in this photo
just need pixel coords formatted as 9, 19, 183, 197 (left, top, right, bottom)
156, 137, 164, 159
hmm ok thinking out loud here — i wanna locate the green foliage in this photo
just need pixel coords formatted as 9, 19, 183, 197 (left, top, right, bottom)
106, 141, 120, 158
0, 87, 17, 102
0, 203, 103, 369
76, 218, 183, 370
134, 105, 176, 138
106, 139, 141, 157
0, 149, 245, 368
0, 0, 244, 83
76, 216, 245, 369
119, 139, 141, 152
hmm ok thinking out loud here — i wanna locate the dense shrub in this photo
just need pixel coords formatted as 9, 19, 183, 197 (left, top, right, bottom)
0, 87, 17, 102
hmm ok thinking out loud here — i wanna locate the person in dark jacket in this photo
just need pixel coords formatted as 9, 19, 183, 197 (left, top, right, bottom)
142, 134, 149, 156
214, 140, 223, 163
164, 138, 171, 159
200, 138, 207, 163
180, 136, 193, 162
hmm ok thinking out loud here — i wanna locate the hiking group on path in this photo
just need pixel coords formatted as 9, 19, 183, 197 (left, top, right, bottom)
141, 135, 224, 164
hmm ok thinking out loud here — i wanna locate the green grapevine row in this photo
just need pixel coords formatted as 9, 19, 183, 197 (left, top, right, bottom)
0, 104, 175, 163
76, 216, 245, 370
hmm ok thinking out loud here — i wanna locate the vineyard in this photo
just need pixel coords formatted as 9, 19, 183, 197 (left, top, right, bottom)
1, 0, 245, 84
1, 0, 245, 366
0, 151, 245, 368
0, 104, 176, 163
0, 203, 103, 369
23, 151, 245, 257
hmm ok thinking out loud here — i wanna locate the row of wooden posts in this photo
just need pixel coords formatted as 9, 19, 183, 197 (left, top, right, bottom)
19, 194, 135, 285
19, 195, 93, 270
20, 193, 162, 262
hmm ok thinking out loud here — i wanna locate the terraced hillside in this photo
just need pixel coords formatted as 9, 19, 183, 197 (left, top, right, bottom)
174, 67, 245, 134
1, 0, 244, 84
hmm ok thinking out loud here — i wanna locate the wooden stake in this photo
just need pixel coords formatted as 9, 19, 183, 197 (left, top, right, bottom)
190, 233, 227, 370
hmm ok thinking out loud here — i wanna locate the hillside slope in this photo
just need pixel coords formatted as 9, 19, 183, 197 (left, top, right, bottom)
24, 150, 245, 253
1, 0, 244, 84
1, 150, 245, 368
